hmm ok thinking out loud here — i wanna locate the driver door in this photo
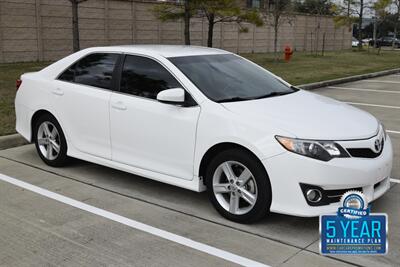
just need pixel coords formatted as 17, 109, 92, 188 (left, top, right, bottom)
110, 55, 200, 180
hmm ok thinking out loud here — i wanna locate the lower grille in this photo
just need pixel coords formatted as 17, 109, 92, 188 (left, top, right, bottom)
300, 183, 362, 206
325, 187, 363, 203
374, 180, 383, 190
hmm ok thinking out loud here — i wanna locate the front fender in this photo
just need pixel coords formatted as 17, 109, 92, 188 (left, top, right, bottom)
193, 102, 288, 177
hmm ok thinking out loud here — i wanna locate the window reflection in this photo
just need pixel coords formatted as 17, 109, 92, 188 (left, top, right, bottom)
59, 53, 118, 90
120, 55, 180, 99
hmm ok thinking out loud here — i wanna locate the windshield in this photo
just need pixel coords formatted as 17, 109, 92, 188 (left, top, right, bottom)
169, 54, 296, 103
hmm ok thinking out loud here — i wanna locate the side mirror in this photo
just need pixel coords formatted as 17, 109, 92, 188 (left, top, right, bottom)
157, 88, 185, 105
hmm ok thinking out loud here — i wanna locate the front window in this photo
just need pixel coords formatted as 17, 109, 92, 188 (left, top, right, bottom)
169, 54, 296, 103
120, 55, 181, 100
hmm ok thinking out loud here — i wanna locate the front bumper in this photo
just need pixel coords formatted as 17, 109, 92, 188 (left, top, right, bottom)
263, 135, 393, 217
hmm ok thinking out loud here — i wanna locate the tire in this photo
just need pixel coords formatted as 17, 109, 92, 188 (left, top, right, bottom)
205, 148, 272, 223
33, 113, 69, 167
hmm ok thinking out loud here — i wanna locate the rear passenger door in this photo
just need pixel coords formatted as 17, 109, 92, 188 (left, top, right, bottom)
110, 55, 200, 180
54, 53, 120, 159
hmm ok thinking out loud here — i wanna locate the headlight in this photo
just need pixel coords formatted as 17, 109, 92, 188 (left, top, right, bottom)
275, 136, 349, 161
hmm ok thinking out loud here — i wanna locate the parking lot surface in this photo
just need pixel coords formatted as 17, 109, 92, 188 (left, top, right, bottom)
0, 74, 399, 267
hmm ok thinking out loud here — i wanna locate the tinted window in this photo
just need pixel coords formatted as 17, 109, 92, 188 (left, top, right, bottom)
169, 54, 296, 102
120, 55, 180, 99
60, 53, 118, 90
58, 63, 76, 82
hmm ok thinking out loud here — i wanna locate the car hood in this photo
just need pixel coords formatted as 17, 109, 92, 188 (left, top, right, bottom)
221, 90, 379, 140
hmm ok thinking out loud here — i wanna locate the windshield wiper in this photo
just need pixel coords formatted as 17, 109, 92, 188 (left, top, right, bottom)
216, 96, 252, 103
217, 89, 298, 103
253, 90, 294, 100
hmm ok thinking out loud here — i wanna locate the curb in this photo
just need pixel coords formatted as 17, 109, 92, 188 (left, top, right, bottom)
0, 134, 29, 150
298, 68, 400, 90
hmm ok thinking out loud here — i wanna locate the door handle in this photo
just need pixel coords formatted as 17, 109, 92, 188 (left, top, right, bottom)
111, 101, 127, 111
52, 88, 64, 96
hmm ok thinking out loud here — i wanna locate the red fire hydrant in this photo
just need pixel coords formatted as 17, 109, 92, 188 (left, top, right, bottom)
284, 45, 293, 62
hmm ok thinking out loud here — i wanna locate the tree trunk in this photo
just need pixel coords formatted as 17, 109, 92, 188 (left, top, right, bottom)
346, 0, 352, 32
273, 26, 279, 60
71, 0, 80, 52
184, 0, 191, 45
357, 0, 363, 50
373, 17, 377, 49
207, 13, 215, 47
393, 10, 399, 50
273, 15, 279, 60
315, 19, 320, 55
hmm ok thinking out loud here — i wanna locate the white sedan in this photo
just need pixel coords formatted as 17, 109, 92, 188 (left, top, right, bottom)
15, 45, 393, 223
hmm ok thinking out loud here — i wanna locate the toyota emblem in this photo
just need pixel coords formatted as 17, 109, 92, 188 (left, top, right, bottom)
374, 139, 382, 153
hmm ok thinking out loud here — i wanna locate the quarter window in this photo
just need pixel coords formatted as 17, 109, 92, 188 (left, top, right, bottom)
58, 53, 119, 90
120, 55, 180, 99
58, 64, 75, 82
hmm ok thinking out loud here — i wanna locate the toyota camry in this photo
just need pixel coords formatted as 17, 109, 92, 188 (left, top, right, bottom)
15, 45, 393, 223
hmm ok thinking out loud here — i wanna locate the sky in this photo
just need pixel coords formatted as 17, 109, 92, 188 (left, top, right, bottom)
334, 0, 398, 18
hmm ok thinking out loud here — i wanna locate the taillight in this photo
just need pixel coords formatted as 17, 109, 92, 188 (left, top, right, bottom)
16, 79, 22, 91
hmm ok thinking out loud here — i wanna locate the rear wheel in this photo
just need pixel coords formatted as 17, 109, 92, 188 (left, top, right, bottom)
34, 114, 68, 167
205, 148, 271, 223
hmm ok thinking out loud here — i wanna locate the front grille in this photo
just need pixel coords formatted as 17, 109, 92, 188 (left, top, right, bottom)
347, 139, 384, 159
347, 148, 380, 158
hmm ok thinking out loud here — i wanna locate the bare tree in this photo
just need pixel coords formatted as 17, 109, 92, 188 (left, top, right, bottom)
333, 0, 369, 50
154, 0, 262, 47
312, 1, 333, 55
69, 0, 87, 52
153, 0, 196, 45
196, 0, 263, 47
183, 0, 191, 45
260, 0, 293, 60
371, 0, 390, 52
357, 0, 364, 49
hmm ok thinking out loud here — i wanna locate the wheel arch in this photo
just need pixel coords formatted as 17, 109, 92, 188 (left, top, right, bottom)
30, 109, 62, 141
198, 142, 268, 186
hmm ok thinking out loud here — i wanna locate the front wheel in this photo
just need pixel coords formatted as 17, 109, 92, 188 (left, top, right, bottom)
205, 148, 272, 223
34, 114, 69, 167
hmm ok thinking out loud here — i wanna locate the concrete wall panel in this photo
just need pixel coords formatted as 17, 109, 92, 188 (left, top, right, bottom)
0, 0, 352, 63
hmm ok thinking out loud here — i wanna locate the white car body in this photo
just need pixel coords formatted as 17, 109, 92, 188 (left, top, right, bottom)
15, 45, 393, 217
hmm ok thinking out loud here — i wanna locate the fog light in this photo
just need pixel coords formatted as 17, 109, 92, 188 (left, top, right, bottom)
306, 189, 322, 203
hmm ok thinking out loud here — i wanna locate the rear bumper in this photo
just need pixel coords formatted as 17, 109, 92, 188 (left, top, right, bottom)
15, 102, 33, 142
263, 136, 393, 217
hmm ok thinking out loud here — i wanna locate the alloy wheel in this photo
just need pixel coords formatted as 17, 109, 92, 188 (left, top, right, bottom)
212, 161, 258, 215
37, 121, 61, 161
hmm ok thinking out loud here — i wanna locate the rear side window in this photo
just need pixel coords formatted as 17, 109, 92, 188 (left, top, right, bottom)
120, 55, 180, 99
58, 53, 119, 90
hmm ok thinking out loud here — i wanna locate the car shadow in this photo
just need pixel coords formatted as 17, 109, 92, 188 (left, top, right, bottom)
2, 144, 319, 248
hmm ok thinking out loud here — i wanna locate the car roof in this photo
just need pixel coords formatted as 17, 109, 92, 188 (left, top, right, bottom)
83, 45, 231, 58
